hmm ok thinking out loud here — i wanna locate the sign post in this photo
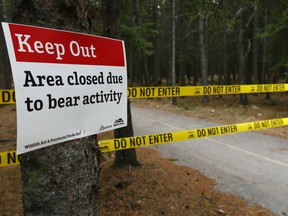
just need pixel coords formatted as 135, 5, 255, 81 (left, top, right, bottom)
2, 22, 127, 154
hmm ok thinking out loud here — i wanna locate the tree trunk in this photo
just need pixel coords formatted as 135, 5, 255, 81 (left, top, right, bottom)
178, 0, 186, 86
252, 5, 259, 84
102, 0, 140, 167
237, 9, 248, 105
171, 0, 177, 104
113, 100, 140, 167
261, 9, 268, 85
223, 31, 230, 85
128, 47, 134, 86
260, 8, 271, 100
0, 0, 12, 89
263, 9, 271, 100
151, 0, 160, 86
199, 14, 209, 103
12, 1, 100, 215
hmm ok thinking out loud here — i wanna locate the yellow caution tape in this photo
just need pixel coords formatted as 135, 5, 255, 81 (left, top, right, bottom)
0, 150, 20, 167
1, 117, 287, 165
1, 84, 287, 104
128, 84, 288, 98
98, 117, 288, 152
0, 90, 16, 104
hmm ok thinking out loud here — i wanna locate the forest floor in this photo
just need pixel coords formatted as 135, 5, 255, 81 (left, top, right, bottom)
0, 92, 287, 215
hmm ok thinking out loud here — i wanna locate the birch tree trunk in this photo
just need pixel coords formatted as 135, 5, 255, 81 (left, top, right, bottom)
12, 1, 100, 215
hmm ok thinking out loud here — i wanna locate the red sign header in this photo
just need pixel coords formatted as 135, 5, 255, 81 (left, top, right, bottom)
8, 23, 125, 66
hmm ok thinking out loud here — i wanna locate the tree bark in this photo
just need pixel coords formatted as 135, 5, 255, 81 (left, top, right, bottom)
12, 1, 100, 215
252, 5, 259, 84
102, 0, 140, 167
113, 100, 140, 167
151, 0, 160, 86
0, 0, 12, 89
237, 9, 248, 105
223, 31, 230, 85
199, 14, 209, 103
262, 9, 271, 100
171, 0, 177, 104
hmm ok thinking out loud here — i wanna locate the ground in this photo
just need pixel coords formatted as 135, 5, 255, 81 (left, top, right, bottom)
0, 93, 287, 215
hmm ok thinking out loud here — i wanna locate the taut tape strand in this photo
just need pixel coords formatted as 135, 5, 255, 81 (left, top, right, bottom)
0, 151, 20, 167
98, 117, 288, 152
1, 84, 287, 104
1, 117, 287, 166
127, 84, 288, 98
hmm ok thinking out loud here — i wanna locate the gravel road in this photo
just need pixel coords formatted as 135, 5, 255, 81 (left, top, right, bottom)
131, 105, 288, 216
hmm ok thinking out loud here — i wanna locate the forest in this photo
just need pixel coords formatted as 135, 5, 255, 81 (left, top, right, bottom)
1, 0, 288, 93
0, 1, 287, 215
92, 0, 288, 90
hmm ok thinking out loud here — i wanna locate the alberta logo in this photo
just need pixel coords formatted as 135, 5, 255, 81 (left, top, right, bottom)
98, 124, 112, 132
114, 118, 125, 127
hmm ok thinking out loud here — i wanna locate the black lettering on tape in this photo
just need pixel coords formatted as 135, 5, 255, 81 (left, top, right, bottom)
1, 90, 16, 103
273, 84, 285, 91
158, 87, 180, 97
220, 125, 237, 134
7, 152, 17, 165
128, 88, 137, 98
212, 86, 224, 94
261, 121, 270, 128
197, 129, 206, 137
264, 85, 272, 92
114, 139, 127, 149
140, 88, 155, 97
254, 122, 261, 130
130, 136, 146, 147
149, 133, 173, 145
257, 85, 263, 92
203, 87, 211, 95
225, 85, 240, 94
207, 127, 219, 136
175, 87, 180, 95
2, 91, 10, 102
270, 119, 284, 127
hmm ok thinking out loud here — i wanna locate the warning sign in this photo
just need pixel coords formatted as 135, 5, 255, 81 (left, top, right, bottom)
2, 22, 127, 154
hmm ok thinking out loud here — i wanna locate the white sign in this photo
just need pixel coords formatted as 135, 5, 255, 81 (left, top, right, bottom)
2, 22, 127, 154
